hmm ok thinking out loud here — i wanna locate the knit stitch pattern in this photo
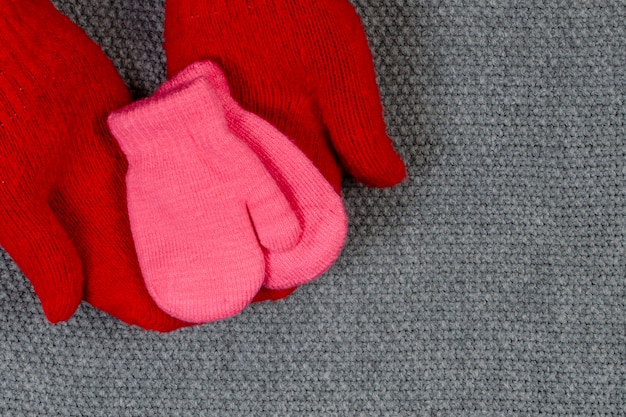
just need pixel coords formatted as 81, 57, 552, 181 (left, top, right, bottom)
0, 0, 187, 331
109, 76, 302, 323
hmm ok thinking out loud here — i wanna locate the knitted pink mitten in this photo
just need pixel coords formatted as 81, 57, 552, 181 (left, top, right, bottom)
108, 78, 302, 323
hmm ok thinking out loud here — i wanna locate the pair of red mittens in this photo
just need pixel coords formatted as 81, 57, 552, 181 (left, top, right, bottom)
0, 0, 405, 330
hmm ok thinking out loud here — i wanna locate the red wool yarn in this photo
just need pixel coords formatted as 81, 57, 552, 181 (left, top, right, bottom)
0, 0, 188, 331
164, 0, 407, 300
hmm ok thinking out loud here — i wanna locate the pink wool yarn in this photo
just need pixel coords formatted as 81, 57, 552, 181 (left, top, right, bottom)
159, 62, 348, 290
108, 78, 302, 323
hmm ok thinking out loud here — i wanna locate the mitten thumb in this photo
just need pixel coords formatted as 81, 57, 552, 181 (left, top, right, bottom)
0, 201, 83, 323
315, 1, 407, 187
247, 167, 302, 252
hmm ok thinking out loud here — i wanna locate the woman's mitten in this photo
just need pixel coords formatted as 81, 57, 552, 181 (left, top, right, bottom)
0, 0, 187, 331
164, 0, 407, 299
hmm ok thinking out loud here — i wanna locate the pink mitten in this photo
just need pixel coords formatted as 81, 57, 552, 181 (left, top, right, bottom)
107, 79, 302, 323
156, 61, 348, 290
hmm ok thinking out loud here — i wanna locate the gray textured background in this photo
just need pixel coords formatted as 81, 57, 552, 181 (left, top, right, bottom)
1, 1, 625, 415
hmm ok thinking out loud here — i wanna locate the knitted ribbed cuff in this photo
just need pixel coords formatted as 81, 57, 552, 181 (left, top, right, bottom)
107, 78, 228, 157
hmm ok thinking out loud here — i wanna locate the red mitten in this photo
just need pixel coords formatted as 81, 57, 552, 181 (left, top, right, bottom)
0, 0, 188, 331
164, 0, 407, 300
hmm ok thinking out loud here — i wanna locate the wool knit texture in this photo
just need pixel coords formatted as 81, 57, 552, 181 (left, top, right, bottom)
1, 0, 625, 416
0, 0, 187, 331
164, 0, 407, 300
109, 76, 302, 323
154, 61, 348, 290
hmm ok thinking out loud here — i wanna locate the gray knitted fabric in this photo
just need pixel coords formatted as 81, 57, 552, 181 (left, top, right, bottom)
1, 1, 625, 415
